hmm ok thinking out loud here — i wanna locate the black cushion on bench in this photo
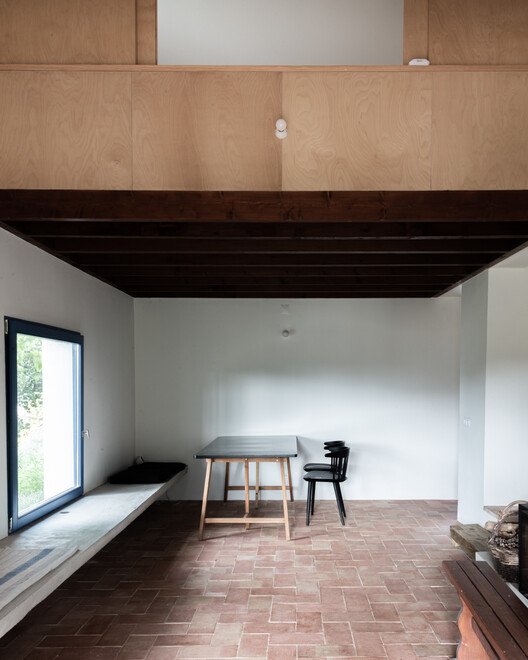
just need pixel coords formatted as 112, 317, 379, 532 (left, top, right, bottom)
107, 462, 186, 484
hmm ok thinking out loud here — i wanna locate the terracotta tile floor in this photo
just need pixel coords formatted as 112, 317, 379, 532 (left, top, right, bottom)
1, 499, 466, 659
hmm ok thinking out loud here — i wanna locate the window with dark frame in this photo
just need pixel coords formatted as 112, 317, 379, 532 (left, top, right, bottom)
5, 317, 83, 532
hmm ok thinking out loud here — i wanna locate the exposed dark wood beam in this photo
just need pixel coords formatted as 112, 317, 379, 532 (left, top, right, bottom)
123, 291, 439, 298
7, 220, 528, 239
1, 189, 527, 299
33, 237, 523, 254
71, 253, 496, 267
107, 277, 456, 288
89, 265, 474, 278
125, 282, 443, 290
1, 190, 528, 223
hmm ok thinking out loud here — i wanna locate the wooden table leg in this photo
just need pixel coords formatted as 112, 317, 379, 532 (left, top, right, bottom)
244, 459, 250, 529
286, 457, 294, 502
251, 461, 257, 508
199, 458, 213, 540
279, 458, 291, 540
223, 462, 230, 501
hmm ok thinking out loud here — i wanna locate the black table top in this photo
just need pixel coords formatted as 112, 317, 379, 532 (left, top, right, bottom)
194, 435, 298, 459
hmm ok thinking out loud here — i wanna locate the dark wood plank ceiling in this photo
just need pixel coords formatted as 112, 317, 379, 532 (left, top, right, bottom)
1, 190, 528, 298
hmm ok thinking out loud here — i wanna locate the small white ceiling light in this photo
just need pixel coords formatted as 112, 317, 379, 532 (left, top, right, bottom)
275, 118, 288, 139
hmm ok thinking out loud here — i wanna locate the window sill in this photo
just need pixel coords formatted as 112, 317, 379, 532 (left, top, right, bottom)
0, 469, 187, 637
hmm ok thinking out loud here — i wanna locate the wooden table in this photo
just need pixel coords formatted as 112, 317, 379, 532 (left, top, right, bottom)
194, 435, 297, 540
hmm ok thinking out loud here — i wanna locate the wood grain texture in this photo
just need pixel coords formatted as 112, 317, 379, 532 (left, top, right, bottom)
0, 0, 136, 64
457, 602, 496, 660
403, 0, 429, 64
0, 71, 132, 189
136, 0, 157, 65
132, 72, 281, 190
282, 72, 432, 191
429, 0, 528, 65
444, 561, 528, 659
432, 72, 528, 190
1, 67, 527, 193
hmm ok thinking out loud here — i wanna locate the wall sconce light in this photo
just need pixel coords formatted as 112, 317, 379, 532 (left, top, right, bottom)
275, 118, 288, 140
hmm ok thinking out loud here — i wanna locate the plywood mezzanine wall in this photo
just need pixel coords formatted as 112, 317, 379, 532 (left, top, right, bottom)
0, 71, 132, 189
0, 0, 156, 65
133, 72, 281, 190
404, 0, 528, 65
0, 66, 527, 191
282, 72, 432, 191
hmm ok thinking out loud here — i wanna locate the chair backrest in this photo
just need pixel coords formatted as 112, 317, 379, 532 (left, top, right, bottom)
324, 446, 349, 480
324, 440, 345, 448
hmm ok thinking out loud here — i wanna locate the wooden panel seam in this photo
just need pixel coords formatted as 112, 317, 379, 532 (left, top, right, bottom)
3, 65, 528, 73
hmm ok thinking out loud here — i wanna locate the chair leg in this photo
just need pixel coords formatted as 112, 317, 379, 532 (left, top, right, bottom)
333, 482, 345, 526
306, 481, 312, 526
336, 482, 346, 518
311, 481, 316, 515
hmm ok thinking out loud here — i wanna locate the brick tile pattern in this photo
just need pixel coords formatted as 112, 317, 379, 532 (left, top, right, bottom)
0, 500, 465, 658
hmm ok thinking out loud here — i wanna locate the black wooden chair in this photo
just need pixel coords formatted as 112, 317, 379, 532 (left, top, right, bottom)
303, 441, 345, 472
303, 446, 349, 526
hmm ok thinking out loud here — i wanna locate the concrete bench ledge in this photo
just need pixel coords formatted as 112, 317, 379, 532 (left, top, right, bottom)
0, 469, 187, 638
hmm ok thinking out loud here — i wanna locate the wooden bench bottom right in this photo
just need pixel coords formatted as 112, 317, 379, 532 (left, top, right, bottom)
443, 560, 528, 659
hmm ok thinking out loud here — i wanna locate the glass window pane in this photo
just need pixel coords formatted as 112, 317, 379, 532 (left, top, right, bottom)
16, 333, 80, 515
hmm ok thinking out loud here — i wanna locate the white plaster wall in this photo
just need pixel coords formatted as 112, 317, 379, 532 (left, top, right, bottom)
134, 298, 460, 502
484, 267, 528, 506
0, 228, 135, 539
158, 0, 404, 65
457, 272, 488, 524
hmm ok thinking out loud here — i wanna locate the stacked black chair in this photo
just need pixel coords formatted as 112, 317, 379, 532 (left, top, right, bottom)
303, 440, 345, 472
303, 446, 349, 526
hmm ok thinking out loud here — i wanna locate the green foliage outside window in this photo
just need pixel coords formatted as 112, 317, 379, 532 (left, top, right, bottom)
17, 335, 45, 512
